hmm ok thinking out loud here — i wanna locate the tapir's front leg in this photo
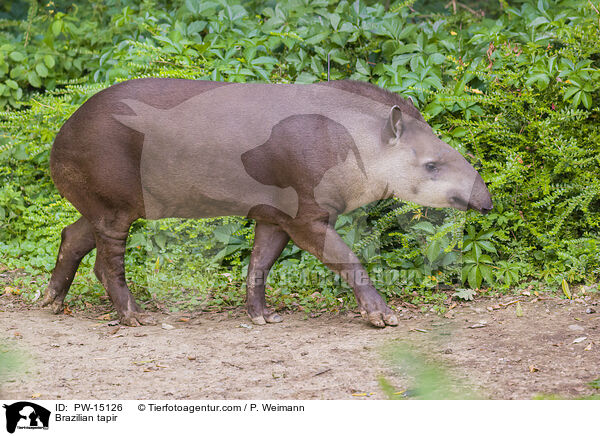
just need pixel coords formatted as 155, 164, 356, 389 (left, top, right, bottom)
283, 218, 398, 328
246, 222, 290, 325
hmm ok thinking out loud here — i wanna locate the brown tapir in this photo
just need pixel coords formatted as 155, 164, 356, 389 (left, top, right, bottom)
41, 78, 492, 328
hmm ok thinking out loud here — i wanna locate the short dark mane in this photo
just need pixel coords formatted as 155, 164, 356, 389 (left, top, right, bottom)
321, 80, 425, 122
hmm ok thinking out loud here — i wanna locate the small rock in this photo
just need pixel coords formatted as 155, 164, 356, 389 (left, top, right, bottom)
586, 307, 596, 314
107, 320, 119, 326
161, 323, 175, 330
468, 322, 487, 329
572, 336, 587, 344
239, 323, 252, 330
568, 324, 585, 331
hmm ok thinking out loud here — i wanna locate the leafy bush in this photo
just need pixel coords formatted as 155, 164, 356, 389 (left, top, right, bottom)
0, 0, 598, 311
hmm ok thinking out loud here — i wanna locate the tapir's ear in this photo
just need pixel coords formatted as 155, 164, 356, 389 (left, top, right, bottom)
381, 105, 403, 146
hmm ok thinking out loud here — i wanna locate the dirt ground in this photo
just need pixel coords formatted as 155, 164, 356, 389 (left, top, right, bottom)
1, 289, 599, 400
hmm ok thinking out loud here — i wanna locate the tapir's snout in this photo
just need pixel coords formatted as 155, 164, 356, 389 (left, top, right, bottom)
467, 172, 493, 214
448, 172, 492, 214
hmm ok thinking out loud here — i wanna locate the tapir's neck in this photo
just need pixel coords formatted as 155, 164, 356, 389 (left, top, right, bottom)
313, 148, 389, 215
340, 163, 391, 213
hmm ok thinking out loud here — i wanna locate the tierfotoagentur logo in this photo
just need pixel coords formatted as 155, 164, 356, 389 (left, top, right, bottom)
2, 402, 50, 434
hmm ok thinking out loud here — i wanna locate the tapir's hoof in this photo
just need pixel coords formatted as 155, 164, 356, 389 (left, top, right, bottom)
51, 301, 65, 315
120, 311, 157, 327
40, 288, 66, 314
250, 311, 282, 325
264, 312, 282, 323
40, 287, 58, 307
361, 311, 398, 328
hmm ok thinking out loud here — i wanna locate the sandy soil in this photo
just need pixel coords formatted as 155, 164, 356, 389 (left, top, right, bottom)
1, 290, 598, 400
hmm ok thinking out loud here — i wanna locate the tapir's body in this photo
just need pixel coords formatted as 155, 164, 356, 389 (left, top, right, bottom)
43, 78, 492, 327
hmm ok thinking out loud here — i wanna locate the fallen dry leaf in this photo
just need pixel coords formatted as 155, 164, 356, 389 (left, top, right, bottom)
516, 302, 523, 317
572, 336, 587, 344
4, 287, 20, 295
468, 323, 487, 329
529, 365, 539, 373
31, 393, 41, 398
584, 343, 592, 351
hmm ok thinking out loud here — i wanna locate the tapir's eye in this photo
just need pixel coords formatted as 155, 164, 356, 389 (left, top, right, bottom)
424, 162, 438, 173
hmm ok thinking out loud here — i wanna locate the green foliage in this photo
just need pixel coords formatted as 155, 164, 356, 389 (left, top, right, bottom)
0, 0, 598, 311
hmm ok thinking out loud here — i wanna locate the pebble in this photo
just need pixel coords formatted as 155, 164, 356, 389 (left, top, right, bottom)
568, 324, 585, 331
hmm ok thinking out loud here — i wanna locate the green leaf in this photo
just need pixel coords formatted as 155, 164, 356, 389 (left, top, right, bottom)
451, 127, 468, 137
35, 63, 49, 78
329, 13, 341, 30
562, 279, 571, 300
428, 53, 445, 65
467, 265, 483, 289
412, 221, 435, 234
251, 56, 278, 65
12, 143, 28, 160
453, 288, 476, 301
477, 240, 497, 254
356, 59, 370, 76
426, 240, 441, 263
5, 79, 18, 90
43, 55, 55, 69
27, 71, 41, 87
9, 52, 25, 62
295, 72, 317, 84
51, 20, 62, 36
563, 86, 579, 101
580, 92, 591, 109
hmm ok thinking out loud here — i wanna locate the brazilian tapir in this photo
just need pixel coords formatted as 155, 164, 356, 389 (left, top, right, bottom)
41, 78, 492, 328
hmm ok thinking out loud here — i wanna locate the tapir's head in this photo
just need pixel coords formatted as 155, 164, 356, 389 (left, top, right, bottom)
377, 105, 493, 213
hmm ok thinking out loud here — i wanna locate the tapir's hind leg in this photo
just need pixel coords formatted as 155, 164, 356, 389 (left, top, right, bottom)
246, 222, 290, 325
41, 217, 96, 314
91, 213, 156, 327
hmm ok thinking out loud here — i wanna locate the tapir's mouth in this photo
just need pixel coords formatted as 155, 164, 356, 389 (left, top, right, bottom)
449, 196, 469, 211
450, 196, 493, 214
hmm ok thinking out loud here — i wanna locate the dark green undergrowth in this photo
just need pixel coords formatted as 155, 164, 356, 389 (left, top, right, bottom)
1, 0, 599, 313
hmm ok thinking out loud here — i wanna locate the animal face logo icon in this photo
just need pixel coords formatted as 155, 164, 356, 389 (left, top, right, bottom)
3, 402, 50, 434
